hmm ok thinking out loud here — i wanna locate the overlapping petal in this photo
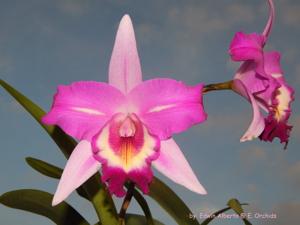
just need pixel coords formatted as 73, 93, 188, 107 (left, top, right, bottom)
152, 139, 207, 194
234, 61, 268, 94
52, 140, 101, 206
255, 52, 281, 103
128, 78, 207, 139
42, 81, 126, 141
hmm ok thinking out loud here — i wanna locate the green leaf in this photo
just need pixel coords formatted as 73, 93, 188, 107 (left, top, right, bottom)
25, 157, 88, 200
26, 157, 62, 179
201, 199, 250, 225
227, 199, 252, 225
0, 79, 119, 225
125, 214, 165, 225
0, 79, 75, 157
148, 177, 200, 225
0, 189, 89, 225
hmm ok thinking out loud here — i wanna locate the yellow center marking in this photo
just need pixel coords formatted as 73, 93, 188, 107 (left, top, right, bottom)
274, 86, 290, 121
120, 139, 134, 168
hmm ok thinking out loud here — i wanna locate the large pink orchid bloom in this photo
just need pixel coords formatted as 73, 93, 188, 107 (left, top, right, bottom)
229, 0, 294, 147
42, 15, 207, 206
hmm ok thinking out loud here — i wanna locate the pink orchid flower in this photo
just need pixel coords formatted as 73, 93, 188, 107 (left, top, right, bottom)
42, 15, 207, 206
229, 0, 294, 148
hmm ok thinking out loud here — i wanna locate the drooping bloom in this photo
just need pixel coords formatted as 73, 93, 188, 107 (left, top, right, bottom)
228, 0, 294, 147
43, 15, 207, 205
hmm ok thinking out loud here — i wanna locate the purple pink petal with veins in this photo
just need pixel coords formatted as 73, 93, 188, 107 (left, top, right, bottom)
42, 15, 207, 206
229, 0, 294, 148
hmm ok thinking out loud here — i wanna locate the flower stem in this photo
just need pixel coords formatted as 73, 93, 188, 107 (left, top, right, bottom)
83, 176, 119, 225
203, 80, 233, 94
119, 182, 135, 225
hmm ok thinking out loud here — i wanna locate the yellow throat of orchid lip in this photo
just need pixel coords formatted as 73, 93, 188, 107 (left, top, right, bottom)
120, 138, 134, 168
274, 86, 290, 122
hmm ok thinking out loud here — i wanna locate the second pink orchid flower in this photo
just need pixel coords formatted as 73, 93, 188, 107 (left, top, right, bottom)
229, 0, 294, 148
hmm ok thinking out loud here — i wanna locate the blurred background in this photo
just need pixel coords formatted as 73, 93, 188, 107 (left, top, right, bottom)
0, 0, 299, 224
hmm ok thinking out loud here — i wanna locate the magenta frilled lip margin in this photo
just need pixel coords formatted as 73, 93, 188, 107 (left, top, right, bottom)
229, 0, 294, 148
42, 15, 207, 206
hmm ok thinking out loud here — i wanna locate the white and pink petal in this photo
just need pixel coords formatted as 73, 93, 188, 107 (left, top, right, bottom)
232, 79, 265, 142
52, 140, 101, 206
153, 139, 207, 194
108, 15, 142, 94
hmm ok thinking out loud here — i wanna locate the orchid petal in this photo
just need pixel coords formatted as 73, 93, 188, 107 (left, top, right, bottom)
254, 76, 279, 110
255, 52, 281, 103
234, 58, 279, 107
229, 32, 264, 62
42, 81, 126, 141
52, 140, 101, 206
109, 14, 142, 94
152, 139, 207, 194
233, 80, 265, 142
128, 78, 207, 139
264, 51, 283, 75
234, 61, 268, 94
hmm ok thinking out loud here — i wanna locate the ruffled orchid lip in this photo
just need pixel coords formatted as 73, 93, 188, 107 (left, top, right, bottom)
91, 113, 160, 196
91, 113, 160, 166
